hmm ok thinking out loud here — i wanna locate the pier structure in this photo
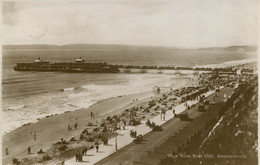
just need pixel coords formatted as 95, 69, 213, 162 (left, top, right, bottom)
157, 68, 164, 74
140, 68, 147, 73
124, 68, 131, 73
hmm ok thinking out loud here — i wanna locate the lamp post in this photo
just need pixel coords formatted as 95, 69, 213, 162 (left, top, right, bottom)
115, 135, 118, 151
114, 123, 118, 151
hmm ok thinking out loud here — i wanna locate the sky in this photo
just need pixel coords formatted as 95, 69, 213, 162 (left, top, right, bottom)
2, 0, 258, 48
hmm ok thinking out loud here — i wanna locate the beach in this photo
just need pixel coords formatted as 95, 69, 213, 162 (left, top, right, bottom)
2, 74, 193, 164
2, 73, 187, 134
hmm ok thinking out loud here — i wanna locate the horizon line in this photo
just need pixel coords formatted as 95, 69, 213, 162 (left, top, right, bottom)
2, 43, 258, 49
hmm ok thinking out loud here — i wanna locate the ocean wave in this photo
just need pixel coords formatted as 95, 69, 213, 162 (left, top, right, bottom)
59, 87, 76, 91
2, 80, 29, 85
197, 58, 256, 68
4, 104, 26, 111
2, 74, 178, 134
66, 103, 78, 108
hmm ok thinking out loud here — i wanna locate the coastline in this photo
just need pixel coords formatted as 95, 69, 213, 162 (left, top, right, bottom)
197, 58, 256, 68
2, 74, 183, 134
2, 77, 190, 164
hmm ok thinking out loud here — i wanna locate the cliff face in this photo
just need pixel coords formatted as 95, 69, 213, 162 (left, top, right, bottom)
206, 80, 257, 162
198, 78, 258, 165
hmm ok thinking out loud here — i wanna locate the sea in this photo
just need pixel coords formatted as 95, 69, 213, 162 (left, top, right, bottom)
2, 48, 256, 134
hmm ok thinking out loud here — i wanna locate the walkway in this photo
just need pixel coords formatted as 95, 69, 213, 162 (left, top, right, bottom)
65, 90, 216, 165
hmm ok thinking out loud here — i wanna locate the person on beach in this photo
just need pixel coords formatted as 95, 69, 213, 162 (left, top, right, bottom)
6, 148, 9, 155
68, 124, 71, 131
91, 112, 95, 118
33, 131, 37, 141
74, 122, 78, 130
37, 149, 45, 154
12, 158, 20, 165
27, 146, 31, 154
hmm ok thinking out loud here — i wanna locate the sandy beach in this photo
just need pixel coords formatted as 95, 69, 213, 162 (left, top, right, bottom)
2, 76, 192, 164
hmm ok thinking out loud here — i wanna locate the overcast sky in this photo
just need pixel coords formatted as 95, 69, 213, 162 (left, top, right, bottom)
2, 0, 258, 48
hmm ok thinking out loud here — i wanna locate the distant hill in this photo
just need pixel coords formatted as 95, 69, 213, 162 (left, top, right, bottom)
2, 44, 168, 52
197, 45, 257, 52
3, 44, 60, 50
2, 44, 257, 52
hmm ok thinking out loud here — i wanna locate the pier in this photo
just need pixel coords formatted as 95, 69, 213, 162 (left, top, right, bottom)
14, 58, 255, 74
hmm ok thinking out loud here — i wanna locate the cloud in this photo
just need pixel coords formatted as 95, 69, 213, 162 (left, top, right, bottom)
3, 1, 20, 25
2, 0, 258, 47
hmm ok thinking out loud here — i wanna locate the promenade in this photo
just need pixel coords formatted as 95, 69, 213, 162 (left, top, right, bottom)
65, 89, 217, 165
97, 87, 233, 165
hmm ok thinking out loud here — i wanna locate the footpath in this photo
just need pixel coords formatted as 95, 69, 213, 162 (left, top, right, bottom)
65, 90, 216, 165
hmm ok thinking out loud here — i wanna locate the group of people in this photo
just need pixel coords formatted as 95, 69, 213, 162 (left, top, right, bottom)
132, 98, 139, 102
130, 130, 137, 138
103, 137, 109, 146
75, 152, 83, 162
75, 146, 90, 162
68, 118, 78, 131
91, 111, 98, 118
184, 102, 190, 109
82, 147, 88, 155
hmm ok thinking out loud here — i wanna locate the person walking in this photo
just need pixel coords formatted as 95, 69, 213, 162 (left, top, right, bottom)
6, 148, 9, 155
91, 112, 95, 118
160, 109, 163, 120
27, 146, 31, 154
172, 108, 175, 117
75, 152, 79, 162
84, 147, 88, 155
95, 145, 99, 152
162, 109, 166, 121
74, 122, 78, 130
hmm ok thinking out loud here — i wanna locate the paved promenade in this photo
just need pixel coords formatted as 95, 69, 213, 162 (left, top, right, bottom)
65, 90, 216, 165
